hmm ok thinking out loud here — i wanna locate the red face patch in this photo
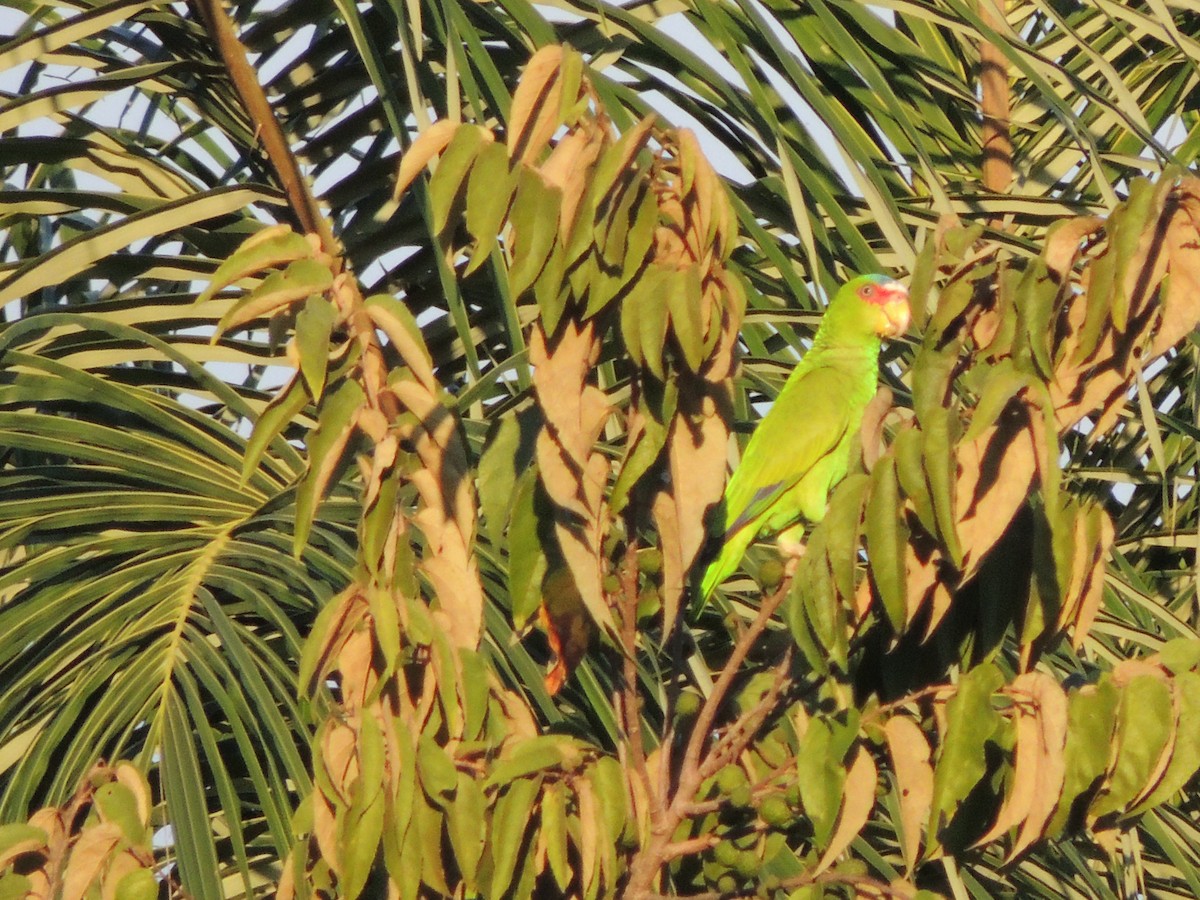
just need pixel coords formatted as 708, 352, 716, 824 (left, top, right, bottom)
857, 281, 897, 306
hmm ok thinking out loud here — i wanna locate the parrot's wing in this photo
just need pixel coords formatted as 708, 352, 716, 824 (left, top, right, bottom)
721, 362, 860, 541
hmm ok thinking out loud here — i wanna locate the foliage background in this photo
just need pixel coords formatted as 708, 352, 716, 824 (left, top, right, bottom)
3, 0, 1200, 897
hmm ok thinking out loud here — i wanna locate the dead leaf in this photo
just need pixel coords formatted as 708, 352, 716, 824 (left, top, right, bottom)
508, 46, 567, 165
654, 384, 730, 632
1008, 674, 1069, 859
1044, 216, 1104, 281
393, 119, 463, 200
860, 387, 895, 472
884, 717, 934, 873
60, 822, 122, 900
530, 321, 616, 634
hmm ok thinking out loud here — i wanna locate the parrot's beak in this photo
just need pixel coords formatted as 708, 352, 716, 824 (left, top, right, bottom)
877, 283, 911, 338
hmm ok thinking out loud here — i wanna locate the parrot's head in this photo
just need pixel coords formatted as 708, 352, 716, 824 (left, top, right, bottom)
839, 273, 910, 339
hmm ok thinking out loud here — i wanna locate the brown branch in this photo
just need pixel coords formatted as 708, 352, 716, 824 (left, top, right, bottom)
696, 648, 793, 783
625, 579, 793, 898
189, 0, 340, 259
681, 580, 791, 781
979, 0, 1013, 198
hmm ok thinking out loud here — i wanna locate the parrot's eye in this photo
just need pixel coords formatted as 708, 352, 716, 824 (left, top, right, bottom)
861, 285, 874, 297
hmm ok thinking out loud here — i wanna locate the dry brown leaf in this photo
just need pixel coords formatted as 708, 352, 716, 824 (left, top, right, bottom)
954, 415, 1038, 579
27, 808, 63, 848
1009, 674, 1070, 859
1067, 509, 1115, 649
860, 387, 895, 472
320, 719, 360, 804
60, 822, 122, 900
576, 774, 600, 892
654, 385, 730, 632
540, 125, 607, 241
508, 46, 566, 165
386, 378, 484, 649
884, 717, 934, 873
975, 673, 1050, 847
814, 746, 877, 875
530, 322, 615, 634
1043, 217, 1104, 282
1111, 658, 1170, 688
312, 788, 340, 874
920, 582, 955, 641
393, 119, 463, 200
1151, 185, 1200, 356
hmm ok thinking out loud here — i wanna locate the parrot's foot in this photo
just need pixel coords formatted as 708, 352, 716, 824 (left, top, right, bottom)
775, 523, 807, 557
775, 526, 807, 579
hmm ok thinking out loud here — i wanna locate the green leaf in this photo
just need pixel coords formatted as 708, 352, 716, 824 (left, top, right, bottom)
241, 373, 310, 485
509, 169, 561, 302
447, 772, 486, 891
485, 735, 569, 789
295, 295, 336, 402
0, 874, 32, 900
478, 410, 540, 545
667, 264, 705, 371
94, 782, 148, 846
962, 359, 1030, 443
488, 777, 540, 898
540, 779, 571, 890
507, 468, 550, 629
293, 379, 364, 555
429, 126, 489, 235
197, 229, 313, 304
340, 716, 385, 899
796, 718, 847, 849
1131, 672, 1200, 814
418, 737, 459, 802
464, 140, 518, 275
928, 664, 1003, 847
1048, 678, 1119, 836
162, 693, 223, 900
114, 868, 158, 900
0, 823, 46, 859
1092, 673, 1173, 818
214, 257, 334, 338
921, 406, 961, 566
589, 756, 629, 844
865, 456, 908, 632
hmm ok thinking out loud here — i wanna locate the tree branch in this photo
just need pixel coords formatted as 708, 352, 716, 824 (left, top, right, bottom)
190, 0, 340, 259
625, 579, 793, 898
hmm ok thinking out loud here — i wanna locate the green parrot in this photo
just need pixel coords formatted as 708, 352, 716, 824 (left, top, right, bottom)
698, 273, 911, 600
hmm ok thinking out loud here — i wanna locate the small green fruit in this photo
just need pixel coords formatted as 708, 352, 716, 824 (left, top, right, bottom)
675, 690, 702, 719
716, 765, 747, 794
713, 840, 739, 868
637, 586, 661, 619
734, 849, 759, 879
758, 558, 785, 590
759, 794, 793, 828
729, 785, 752, 808
637, 549, 663, 575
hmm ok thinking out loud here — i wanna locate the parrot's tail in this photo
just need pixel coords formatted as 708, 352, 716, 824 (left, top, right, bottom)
696, 528, 754, 605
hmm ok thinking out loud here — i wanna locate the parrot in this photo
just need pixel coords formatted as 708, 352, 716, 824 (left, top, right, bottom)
698, 273, 911, 601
